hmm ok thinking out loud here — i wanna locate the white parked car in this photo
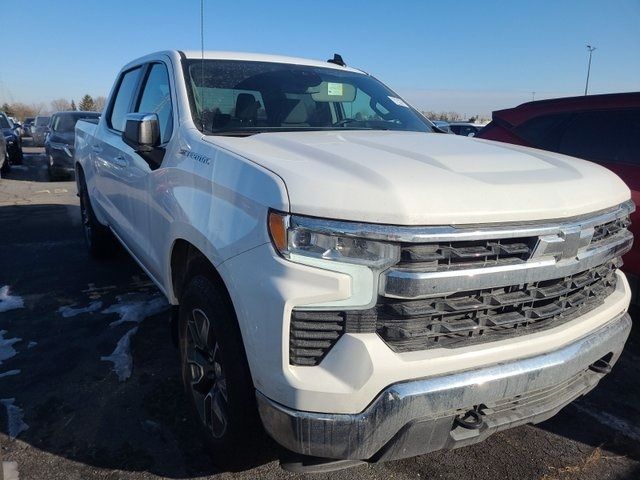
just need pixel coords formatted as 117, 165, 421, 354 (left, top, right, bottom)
75, 50, 633, 471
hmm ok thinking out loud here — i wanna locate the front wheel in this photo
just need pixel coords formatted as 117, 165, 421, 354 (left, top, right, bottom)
179, 275, 261, 461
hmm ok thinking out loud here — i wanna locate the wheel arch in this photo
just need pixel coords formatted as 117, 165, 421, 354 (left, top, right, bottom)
169, 238, 238, 346
75, 162, 85, 192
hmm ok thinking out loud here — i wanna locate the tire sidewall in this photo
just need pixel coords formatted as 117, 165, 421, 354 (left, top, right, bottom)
178, 275, 259, 453
79, 178, 112, 258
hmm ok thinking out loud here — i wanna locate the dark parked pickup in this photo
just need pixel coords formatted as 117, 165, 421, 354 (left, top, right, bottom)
45, 111, 100, 180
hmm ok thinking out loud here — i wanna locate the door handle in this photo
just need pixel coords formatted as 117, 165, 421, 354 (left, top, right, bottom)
91, 144, 103, 153
113, 155, 128, 167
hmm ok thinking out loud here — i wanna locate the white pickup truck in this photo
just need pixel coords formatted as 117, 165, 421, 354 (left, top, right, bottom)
75, 50, 633, 471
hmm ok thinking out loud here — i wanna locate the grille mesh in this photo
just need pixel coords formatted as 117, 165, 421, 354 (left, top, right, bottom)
377, 258, 620, 352
290, 258, 621, 364
289, 311, 345, 366
591, 217, 631, 245
399, 238, 534, 272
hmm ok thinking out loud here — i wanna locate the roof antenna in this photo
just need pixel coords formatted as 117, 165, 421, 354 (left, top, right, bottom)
200, 0, 205, 132
327, 53, 346, 67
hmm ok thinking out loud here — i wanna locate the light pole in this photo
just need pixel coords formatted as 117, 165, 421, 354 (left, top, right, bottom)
584, 45, 596, 95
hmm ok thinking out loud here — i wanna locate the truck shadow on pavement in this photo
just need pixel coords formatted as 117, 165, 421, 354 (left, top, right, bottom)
0, 202, 279, 478
2, 202, 640, 479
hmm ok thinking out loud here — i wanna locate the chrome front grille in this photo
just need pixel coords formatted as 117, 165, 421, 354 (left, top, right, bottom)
289, 201, 634, 365
377, 258, 620, 352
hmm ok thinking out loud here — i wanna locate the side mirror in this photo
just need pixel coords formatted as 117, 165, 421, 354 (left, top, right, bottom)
122, 113, 160, 152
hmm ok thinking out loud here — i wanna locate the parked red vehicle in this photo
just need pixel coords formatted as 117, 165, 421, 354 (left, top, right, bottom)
477, 92, 640, 289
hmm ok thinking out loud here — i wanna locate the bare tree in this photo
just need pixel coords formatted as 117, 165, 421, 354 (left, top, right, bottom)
2, 102, 42, 121
93, 96, 106, 112
51, 98, 72, 112
420, 110, 464, 122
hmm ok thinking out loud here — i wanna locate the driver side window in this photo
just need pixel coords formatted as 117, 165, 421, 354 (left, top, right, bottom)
135, 63, 174, 144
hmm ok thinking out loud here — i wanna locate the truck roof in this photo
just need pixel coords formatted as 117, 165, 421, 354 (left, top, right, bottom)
177, 50, 364, 74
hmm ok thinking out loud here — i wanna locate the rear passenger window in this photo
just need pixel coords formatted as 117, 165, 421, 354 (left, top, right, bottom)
557, 109, 640, 165
109, 67, 142, 132
135, 63, 174, 144
514, 113, 571, 150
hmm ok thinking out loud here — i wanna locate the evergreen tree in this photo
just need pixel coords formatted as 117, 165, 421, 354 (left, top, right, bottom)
78, 95, 95, 112
70, 100, 77, 111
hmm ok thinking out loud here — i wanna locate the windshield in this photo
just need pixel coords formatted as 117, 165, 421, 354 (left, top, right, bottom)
183, 59, 432, 135
52, 113, 100, 133
0, 115, 10, 129
35, 117, 50, 126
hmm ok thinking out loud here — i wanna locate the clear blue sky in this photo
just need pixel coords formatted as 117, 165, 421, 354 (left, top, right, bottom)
2, 0, 638, 116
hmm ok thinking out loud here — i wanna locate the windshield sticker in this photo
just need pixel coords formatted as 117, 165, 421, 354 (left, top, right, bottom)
388, 96, 409, 107
327, 82, 344, 96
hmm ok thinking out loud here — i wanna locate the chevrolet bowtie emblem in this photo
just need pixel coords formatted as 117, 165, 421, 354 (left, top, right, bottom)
532, 225, 595, 261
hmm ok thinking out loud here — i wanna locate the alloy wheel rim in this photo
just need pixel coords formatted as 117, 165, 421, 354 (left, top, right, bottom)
186, 308, 228, 438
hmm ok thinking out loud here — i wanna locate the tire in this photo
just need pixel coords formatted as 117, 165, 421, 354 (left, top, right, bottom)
11, 147, 23, 165
79, 178, 114, 258
48, 164, 58, 181
178, 275, 261, 463
0, 153, 9, 175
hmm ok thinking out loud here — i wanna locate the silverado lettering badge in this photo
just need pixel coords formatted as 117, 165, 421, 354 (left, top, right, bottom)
179, 148, 212, 166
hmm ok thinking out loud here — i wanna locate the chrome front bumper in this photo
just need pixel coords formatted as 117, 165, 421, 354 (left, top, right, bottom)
257, 311, 631, 461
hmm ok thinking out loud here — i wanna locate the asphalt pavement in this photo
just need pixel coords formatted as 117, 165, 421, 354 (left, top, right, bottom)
1, 140, 640, 480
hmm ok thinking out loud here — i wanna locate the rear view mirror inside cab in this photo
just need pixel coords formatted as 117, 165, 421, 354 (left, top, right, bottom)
310, 82, 356, 102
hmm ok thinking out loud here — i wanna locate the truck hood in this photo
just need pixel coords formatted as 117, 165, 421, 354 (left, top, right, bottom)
205, 130, 630, 225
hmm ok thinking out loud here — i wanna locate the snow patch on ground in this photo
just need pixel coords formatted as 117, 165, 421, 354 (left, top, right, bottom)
27, 341, 37, 349
2, 461, 19, 480
0, 370, 20, 378
574, 403, 640, 442
58, 301, 103, 318
101, 327, 138, 381
102, 293, 168, 327
0, 286, 24, 313
0, 398, 28, 439
0, 331, 21, 364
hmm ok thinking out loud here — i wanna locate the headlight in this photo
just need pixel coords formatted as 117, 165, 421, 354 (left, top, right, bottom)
268, 211, 400, 269
49, 142, 73, 157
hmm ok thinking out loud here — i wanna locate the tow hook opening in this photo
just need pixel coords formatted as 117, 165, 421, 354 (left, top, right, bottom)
589, 352, 614, 374
454, 405, 486, 430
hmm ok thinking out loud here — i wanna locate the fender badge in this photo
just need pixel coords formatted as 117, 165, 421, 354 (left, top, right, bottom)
179, 148, 211, 165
